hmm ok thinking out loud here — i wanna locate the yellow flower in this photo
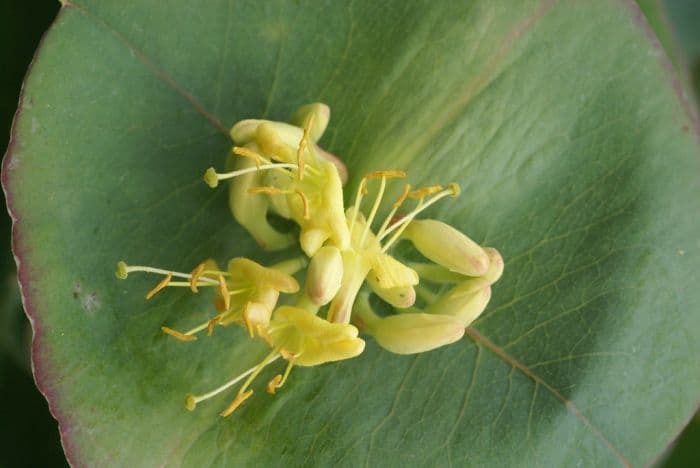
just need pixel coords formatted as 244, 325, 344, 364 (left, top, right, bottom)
117, 103, 505, 418
115, 256, 303, 339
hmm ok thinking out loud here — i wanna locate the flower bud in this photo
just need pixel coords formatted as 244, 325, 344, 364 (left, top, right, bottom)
306, 246, 343, 306
289, 103, 330, 142
365, 313, 465, 354
425, 284, 491, 327
366, 275, 416, 308
404, 219, 489, 276
481, 247, 504, 284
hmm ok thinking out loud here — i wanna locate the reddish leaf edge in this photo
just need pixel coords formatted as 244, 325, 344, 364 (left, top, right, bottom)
0, 5, 81, 467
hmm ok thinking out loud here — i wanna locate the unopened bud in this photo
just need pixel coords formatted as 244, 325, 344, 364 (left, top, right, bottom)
366, 275, 416, 308
290, 103, 330, 142
365, 313, 465, 354
481, 247, 504, 284
306, 246, 343, 305
425, 284, 492, 327
404, 219, 489, 276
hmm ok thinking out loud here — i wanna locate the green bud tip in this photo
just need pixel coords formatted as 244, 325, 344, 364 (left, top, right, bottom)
204, 168, 219, 188
115, 261, 128, 279
185, 394, 197, 411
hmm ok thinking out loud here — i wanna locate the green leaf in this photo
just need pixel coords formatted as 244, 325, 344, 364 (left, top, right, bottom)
4, 0, 700, 465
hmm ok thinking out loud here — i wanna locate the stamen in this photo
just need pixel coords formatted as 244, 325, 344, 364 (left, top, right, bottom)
207, 316, 221, 336
295, 190, 310, 220
185, 354, 281, 411
232, 146, 264, 168
348, 178, 368, 235
161, 326, 197, 342
204, 163, 298, 188
360, 176, 388, 246
190, 262, 206, 293
183, 320, 211, 336
146, 272, 173, 300
393, 184, 412, 209
218, 274, 230, 311
116, 262, 218, 285
379, 184, 460, 251
376, 184, 411, 238
220, 389, 254, 417
266, 375, 282, 395
240, 350, 279, 391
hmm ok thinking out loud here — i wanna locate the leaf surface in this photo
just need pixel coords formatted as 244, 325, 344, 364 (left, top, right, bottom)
4, 0, 700, 466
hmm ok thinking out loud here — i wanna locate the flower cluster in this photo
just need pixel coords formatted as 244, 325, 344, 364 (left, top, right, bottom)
116, 103, 503, 417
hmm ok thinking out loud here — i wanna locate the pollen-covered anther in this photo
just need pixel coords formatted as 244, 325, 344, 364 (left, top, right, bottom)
220, 389, 254, 417
207, 316, 221, 336
189, 262, 206, 293
266, 374, 283, 395
146, 272, 173, 300
161, 326, 198, 342
448, 182, 461, 197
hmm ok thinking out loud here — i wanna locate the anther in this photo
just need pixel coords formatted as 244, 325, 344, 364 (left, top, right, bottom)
190, 262, 206, 293
266, 375, 283, 394
217, 274, 230, 311
220, 389, 254, 417
207, 316, 221, 336
146, 272, 173, 300
408, 185, 443, 199
161, 326, 198, 342
365, 170, 406, 179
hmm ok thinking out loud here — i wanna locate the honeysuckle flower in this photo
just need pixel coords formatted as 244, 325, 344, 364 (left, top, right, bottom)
116, 103, 505, 419
352, 293, 465, 354
403, 219, 490, 276
115, 256, 303, 339
410, 247, 504, 327
326, 173, 461, 324
185, 305, 364, 416
205, 103, 350, 256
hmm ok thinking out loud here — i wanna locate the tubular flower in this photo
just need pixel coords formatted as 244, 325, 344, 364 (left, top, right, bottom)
116, 103, 504, 418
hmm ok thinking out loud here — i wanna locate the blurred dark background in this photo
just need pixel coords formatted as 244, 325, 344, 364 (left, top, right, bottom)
0, 1, 698, 467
